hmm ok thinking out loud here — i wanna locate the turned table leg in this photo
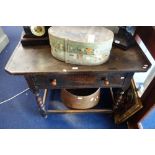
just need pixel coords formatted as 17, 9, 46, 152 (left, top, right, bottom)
34, 90, 47, 118
114, 73, 134, 110
25, 76, 47, 118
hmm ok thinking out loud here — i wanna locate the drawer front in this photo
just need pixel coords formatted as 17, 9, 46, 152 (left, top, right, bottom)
108, 73, 126, 87
56, 74, 100, 88
33, 73, 128, 89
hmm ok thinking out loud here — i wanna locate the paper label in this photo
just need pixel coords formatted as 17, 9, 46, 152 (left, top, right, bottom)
87, 34, 95, 43
114, 40, 120, 44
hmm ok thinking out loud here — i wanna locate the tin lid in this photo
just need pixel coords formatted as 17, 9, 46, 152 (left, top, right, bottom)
48, 26, 114, 43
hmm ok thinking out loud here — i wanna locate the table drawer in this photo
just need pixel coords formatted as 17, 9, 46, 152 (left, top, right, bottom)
33, 73, 127, 89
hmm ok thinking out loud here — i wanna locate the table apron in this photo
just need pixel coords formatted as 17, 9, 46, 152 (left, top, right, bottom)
28, 72, 132, 89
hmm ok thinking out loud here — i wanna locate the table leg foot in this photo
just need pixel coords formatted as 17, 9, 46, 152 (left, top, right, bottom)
35, 92, 47, 118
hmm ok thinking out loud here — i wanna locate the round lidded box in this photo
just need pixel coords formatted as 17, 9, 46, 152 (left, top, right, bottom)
61, 88, 100, 109
48, 27, 114, 65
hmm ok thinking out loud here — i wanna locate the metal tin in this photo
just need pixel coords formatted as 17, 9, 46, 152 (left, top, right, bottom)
61, 88, 100, 109
48, 26, 114, 65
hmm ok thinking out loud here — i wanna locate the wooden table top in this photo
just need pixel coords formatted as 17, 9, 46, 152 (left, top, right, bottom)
5, 43, 151, 75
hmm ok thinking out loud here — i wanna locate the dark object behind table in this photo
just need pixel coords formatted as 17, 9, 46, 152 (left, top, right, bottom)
113, 26, 136, 50
21, 26, 50, 46
21, 26, 136, 48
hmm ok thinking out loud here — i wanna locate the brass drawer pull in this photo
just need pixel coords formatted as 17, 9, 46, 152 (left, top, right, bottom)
104, 79, 110, 86
51, 79, 57, 86
101, 77, 110, 86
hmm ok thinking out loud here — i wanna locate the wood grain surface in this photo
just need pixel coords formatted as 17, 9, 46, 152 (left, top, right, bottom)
5, 43, 151, 75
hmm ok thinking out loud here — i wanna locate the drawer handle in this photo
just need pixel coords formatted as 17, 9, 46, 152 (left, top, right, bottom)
51, 79, 57, 86
104, 79, 110, 86
101, 77, 110, 86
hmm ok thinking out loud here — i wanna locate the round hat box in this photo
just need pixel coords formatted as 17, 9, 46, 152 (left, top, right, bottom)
48, 26, 114, 65
61, 88, 100, 109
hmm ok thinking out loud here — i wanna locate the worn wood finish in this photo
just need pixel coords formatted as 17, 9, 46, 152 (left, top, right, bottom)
25, 76, 47, 117
5, 43, 151, 75
21, 37, 49, 46
5, 40, 151, 122
32, 73, 127, 89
